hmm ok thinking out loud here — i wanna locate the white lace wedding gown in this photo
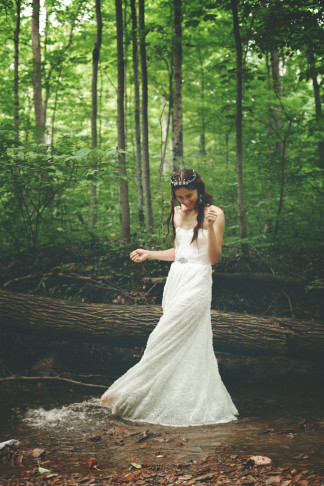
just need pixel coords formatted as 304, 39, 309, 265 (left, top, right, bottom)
100, 227, 238, 426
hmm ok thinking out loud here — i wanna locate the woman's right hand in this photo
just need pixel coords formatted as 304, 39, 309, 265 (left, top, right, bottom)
130, 248, 149, 263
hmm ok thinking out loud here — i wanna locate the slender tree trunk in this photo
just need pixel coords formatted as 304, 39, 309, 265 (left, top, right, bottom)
197, 48, 206, 160
173, 0, 183, 170
14, 0, 21, 143
160, 95, 168, 171
90, 0, 102, 228
123, 0, 128, 150
231, 0, 248, 252
31, 0, 45, 143
130, 0, 144, 226
116, 0, 130, 240
271, 51, 287, 235
138, 0, 153, 229
160, 57, 174, 171
306, 49, 324, 167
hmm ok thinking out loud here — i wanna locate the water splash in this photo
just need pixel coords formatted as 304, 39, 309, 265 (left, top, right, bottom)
22, 397, 110, 432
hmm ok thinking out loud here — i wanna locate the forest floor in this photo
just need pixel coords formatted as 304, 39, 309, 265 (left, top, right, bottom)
0, 241, 323, 484
1, 382, 324, 486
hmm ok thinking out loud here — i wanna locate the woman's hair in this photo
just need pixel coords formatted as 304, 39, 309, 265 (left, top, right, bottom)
166, 168, 213, 244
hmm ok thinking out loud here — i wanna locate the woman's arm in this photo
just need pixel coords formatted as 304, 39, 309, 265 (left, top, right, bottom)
205, 206, 225, 265
130, 247, 175, 263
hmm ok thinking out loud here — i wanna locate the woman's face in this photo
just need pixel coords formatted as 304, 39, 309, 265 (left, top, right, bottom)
174, 187, 198, 210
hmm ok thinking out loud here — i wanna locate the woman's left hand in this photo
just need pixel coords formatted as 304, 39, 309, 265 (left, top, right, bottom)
206, 207, 218, 227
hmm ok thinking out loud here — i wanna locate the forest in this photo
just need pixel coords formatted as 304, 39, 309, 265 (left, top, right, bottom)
0, 0, 323, 319
0, 1, 324, 484
0, 0, 323, 309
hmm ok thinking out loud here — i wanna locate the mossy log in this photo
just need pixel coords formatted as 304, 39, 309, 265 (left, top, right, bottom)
0, 290, 323, 359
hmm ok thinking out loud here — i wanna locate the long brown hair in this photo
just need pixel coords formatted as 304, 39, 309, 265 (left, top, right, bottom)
166, 169, 213, 244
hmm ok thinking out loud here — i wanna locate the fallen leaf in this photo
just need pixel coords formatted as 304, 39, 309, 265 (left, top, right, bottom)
130, 458, 142, 469
15, 454, 24, 465
88, 457, 97, 469
43, 473, 59, 479
249, 455, 272, 466
37, 466, 51, 474
31, 448, 45, 458
175, 441, 183, 447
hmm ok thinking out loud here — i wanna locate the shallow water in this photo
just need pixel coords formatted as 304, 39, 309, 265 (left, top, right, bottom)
1, 376, 324, 481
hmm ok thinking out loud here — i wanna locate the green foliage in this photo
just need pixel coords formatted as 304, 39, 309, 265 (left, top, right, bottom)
0, 0, 323, 258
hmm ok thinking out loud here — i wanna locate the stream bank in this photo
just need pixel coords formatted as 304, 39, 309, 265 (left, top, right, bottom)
1, 375, 324, 485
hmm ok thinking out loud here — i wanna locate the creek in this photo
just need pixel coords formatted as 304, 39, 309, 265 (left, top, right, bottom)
1, 371, 324, 481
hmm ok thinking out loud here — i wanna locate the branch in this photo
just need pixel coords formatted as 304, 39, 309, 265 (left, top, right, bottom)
0, 375, 106, 389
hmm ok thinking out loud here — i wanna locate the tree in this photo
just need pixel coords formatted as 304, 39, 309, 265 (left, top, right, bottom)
138, 0, 153, 229
172, 0, 183, 171
13, 0, 21, 143
90, 0, 102, 228
231, 0, 248, 252
116, 0, 131, 240
130, 0, 144, 226
31, 0, 45, 143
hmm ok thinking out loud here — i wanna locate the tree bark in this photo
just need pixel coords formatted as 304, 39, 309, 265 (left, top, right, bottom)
138, 0, 153, 230
130, 0, 144, 226
231, 0, 248, 253
306, 49, 324, 167
173, 0, 183, 170
31, 0, 45, 144
90, 0, 102, 228
197, 47, 206, 159
116, 0, 131, 240
0, 290, 323, 359
271, 50, 288, 235
14, 0, 21, 143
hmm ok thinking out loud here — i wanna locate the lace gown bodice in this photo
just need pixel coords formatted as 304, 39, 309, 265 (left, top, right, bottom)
174, 226, 210, 265
101, 226, 238, 426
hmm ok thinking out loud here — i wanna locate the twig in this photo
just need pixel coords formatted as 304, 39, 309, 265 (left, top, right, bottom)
262, 290, 282, 315
3, 271, 136, 300
145, 280, 160, 296
281, 290, 295, 319
251, 245, 275, 276
0, 375, 106, 389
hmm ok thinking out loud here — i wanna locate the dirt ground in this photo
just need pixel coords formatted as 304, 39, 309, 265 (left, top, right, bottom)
1, 383, 324, 486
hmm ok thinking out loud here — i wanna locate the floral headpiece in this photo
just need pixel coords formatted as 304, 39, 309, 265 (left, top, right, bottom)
170, 171, 197, 187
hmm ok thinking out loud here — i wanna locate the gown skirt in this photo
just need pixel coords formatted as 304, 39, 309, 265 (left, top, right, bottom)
100, 227, 239, 426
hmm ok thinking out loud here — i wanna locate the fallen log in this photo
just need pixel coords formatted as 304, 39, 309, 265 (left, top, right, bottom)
0, 290, 323, 359
143, 272, 307, 287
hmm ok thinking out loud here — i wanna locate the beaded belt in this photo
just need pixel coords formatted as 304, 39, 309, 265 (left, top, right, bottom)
177, 257, 188, 264
175, 257, 210, 266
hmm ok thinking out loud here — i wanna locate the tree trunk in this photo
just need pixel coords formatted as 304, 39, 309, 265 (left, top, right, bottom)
130, 0, 144, 226
31, 0, 45, 144
138, 0, 153, 229
198, 47, 206, 159
161, 59, 174, 172
90, 0, 102, 228
173, 0, 183, 170
14, 0, 21, 143
271, 50, 287, 235
231, 0, 248, 253
0, 290, 323, 359
116, 0, 131, 240
306, 49, 324, 167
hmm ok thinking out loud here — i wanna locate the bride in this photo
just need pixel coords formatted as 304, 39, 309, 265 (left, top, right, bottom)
100, 169, 238, 426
